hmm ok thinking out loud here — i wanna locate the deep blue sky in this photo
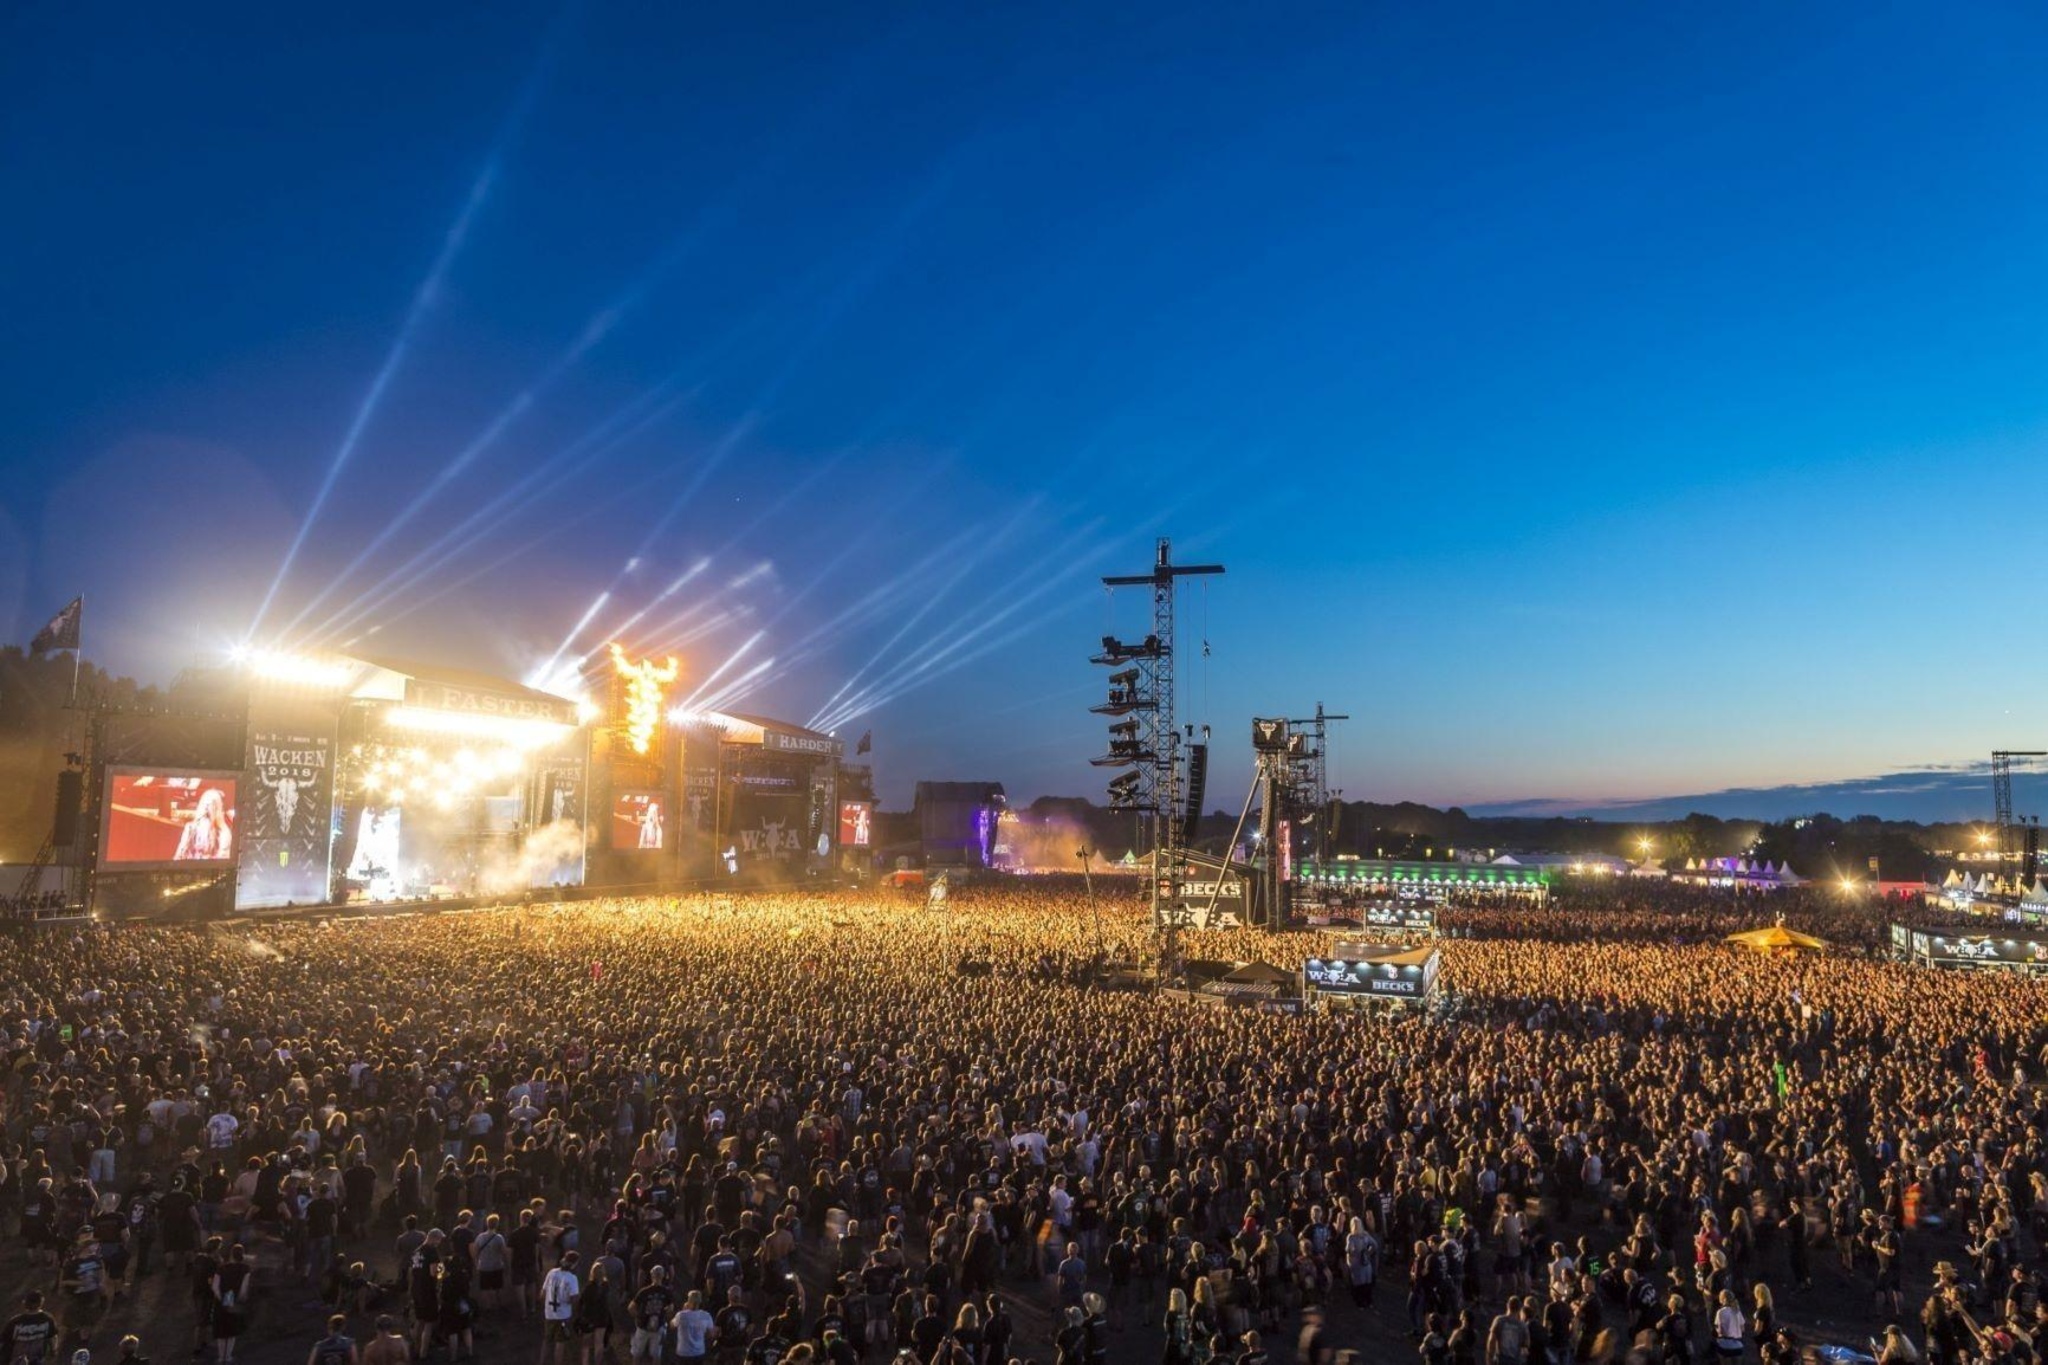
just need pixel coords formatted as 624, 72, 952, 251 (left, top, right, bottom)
4, 3, 2046, 813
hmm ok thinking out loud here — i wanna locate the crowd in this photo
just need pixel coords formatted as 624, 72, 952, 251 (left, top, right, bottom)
1, 879, 2045, 1365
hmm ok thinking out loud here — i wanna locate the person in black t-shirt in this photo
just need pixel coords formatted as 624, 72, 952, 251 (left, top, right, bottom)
509, 1210, 544, 1319
305, 1190, 340, 1286
713, 1287, 754, 1365
3, 1290, 58, 1365
160, 1180, 200, 1274
409, 1230, 444, 1357
628, 1267, 675, 1365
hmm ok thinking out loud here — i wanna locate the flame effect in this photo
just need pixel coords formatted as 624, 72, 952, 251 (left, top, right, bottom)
609, 644, 679, 755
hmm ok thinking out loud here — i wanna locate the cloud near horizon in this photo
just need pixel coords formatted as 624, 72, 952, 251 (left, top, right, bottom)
1470, 758, 2048, 824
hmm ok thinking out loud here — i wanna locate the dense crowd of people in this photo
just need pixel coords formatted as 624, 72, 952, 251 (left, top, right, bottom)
1, 878, 2046, 1365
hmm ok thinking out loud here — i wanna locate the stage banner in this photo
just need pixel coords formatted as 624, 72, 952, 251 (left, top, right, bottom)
237, 722, 336, 909
730, 789, 808, 865
1161, 855, 1250, 930
539, 767, 583, 830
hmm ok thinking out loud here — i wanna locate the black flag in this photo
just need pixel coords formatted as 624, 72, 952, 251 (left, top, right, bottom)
856, 730, 872, 755
29, 598, 81, 654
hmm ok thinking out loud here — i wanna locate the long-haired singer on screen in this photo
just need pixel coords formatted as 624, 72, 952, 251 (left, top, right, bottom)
175, 788, 233, 861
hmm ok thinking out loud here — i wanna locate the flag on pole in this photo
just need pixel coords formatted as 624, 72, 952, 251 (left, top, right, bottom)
29, 597, 81, 654
856, 730, 872, 755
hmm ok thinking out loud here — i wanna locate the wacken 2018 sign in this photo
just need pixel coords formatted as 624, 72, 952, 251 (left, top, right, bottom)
237, 726, 335, 909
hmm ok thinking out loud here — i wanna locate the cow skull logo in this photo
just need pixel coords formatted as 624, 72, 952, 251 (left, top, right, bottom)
260, 772, 301, 835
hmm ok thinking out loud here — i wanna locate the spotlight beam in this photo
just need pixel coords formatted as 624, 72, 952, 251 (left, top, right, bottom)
536, 592, 614, 686
285, 128, 833, 642
538, 413, 757, 666
690, 657, 777, 716
307, 384, 693, 643
629, 597, 727, 656
248, 38, 557, 638
804, 507, 1038, 726
812, 522, 1111, 732
600, 558, 713, 644
677, 631, 766, 711
336, 481, 647, 643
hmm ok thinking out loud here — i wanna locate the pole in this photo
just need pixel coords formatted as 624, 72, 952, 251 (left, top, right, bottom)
1201, 768, 1263, 926
69, 595, 83, 708
1078, 846, 1102, 962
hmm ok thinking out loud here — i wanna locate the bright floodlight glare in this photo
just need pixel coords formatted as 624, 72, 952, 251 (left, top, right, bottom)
382, 706, 573, 749
235, 647, 357, 690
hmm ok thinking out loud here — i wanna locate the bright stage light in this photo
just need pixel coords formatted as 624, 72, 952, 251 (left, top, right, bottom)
234, 647, 356, 689
609, 644, 679, 756
383, 706, 573, 749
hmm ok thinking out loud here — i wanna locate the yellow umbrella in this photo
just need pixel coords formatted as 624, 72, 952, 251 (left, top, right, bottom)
1723, 923, 1828, 952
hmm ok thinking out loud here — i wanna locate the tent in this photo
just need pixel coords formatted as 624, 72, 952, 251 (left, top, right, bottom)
1218, 960, 1297, 988
1725, 923, 1829, 953
1199, 960, 1300, 1002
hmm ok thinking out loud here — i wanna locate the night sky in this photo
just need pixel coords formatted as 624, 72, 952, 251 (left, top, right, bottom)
5, 4, 2046, 813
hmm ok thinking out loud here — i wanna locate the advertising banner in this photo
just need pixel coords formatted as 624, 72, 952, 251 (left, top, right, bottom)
237, 727, 335, 908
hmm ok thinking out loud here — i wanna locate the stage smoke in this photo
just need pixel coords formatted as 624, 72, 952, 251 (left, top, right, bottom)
475, 819, 587, 896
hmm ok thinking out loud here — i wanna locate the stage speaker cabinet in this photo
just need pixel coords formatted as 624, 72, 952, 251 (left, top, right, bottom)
53, 771, 83, 846
1251, 717, 1290, 752
1180, 743, 1208, 844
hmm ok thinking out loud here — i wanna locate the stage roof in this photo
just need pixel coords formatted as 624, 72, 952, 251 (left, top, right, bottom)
696, 710, 844, 757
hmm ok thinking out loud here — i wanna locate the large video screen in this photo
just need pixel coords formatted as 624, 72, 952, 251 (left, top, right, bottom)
613, 791, 666, 851
839, 801, 873, 848
104, 769, 239, 867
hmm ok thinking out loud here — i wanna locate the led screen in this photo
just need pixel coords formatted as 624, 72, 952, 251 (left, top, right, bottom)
104, 770, 239, 867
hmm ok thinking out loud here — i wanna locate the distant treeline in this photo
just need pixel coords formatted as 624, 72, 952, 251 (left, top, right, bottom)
882, 794, 1980, 884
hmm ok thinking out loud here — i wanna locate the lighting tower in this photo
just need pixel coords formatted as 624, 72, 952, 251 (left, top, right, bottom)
1994, 750, 2046, 868
1092, 538, 1223, 929
1286, 702, 1349, 866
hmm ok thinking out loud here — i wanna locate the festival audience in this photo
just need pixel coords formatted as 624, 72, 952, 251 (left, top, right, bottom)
0, 879, 2042, 1365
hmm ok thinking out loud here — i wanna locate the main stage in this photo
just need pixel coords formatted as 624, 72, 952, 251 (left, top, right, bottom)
51, 648, 869, 921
